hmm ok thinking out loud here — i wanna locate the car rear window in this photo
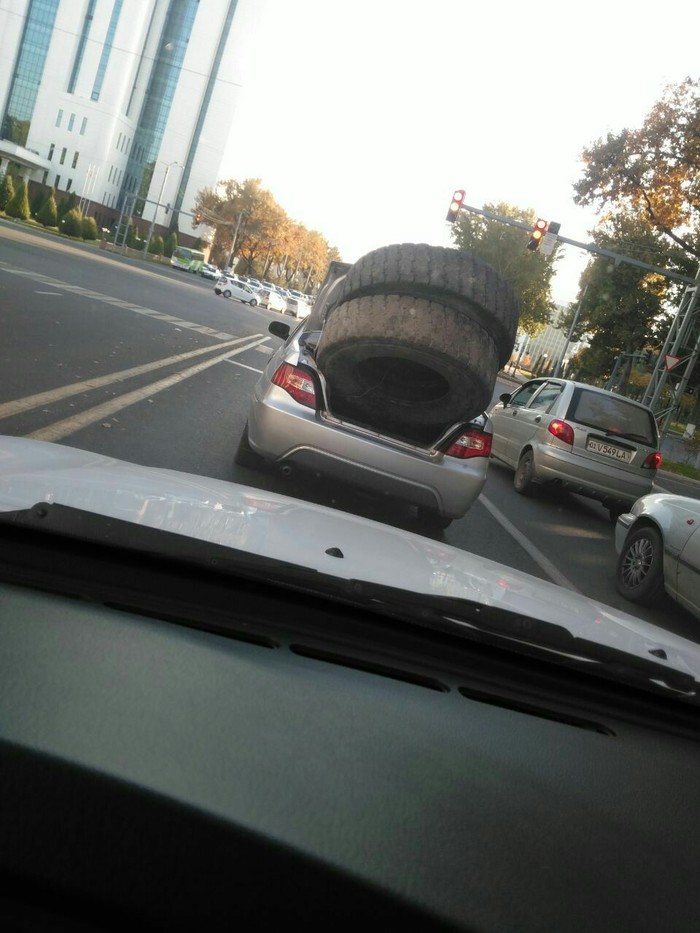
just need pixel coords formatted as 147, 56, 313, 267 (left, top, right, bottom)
567, 388, 657, 445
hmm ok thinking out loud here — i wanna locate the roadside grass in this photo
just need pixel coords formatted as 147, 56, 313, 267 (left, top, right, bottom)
663, 459, 700, 481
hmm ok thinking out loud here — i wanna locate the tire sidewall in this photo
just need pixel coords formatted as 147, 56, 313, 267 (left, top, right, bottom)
616, 524, 664, 603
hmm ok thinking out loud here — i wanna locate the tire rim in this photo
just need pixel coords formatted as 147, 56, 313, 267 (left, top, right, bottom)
621, 537, 654, 588
517, 456, 532, 485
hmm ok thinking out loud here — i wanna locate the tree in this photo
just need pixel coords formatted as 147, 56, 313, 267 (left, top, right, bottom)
5, 178, 30, 220
57, 191, 78, 221
561, 212, 671, 391
30, 188, 45, 217
0, 173, 15, 212
449, 202, 559, 334
148, 234, 164, 256
574, 78, 700, 261
81, 216, 98, 240
164, 231, 178, 258
62, 207, 83, 237
37, 191, 58, 228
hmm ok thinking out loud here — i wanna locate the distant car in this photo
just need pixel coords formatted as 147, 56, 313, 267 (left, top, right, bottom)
234, 318, 493, 532
615, 493, 700, 618
285, 296, 311, 319
247, 278, 262, 289
199, 263, 220, 280
214, 276, 259, 305
488, 378, 661, 522
257, 288, 287, 313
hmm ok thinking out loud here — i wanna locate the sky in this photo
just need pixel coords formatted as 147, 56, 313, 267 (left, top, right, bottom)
221, 0, 700, 305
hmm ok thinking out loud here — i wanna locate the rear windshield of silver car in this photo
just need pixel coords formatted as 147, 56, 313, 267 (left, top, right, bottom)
567, 388, 658, 446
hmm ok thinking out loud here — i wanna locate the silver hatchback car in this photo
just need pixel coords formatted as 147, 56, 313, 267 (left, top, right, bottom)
234, 319, 493, 531
489, 378, 661, 520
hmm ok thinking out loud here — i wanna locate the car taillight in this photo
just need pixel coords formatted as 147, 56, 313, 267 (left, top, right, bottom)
271, 362, 317, 409
548, 419, 574, 445
442, 428, 492, 459
642, 451, 662, 470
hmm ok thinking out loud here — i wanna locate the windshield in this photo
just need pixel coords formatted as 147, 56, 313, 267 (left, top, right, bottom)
1, 0, 699, 686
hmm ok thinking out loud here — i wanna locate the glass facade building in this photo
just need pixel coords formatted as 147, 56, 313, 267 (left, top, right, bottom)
1, 0, 60, 146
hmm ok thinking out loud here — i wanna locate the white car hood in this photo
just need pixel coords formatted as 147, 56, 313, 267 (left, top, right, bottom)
1, 435, 699, 680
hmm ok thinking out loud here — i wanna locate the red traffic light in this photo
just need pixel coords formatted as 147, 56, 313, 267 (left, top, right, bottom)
446, 189, 466, 222
527, 218, 548, 251
194, 211, 203, 223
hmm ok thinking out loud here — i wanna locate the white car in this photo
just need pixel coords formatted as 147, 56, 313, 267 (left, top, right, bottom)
615, 493, 700, 618
285, 296, 311, 318
214, 276, 259, 305
257, 288, 287, 313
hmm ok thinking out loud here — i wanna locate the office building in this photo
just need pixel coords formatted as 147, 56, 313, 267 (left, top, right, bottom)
0, 0, 250, 234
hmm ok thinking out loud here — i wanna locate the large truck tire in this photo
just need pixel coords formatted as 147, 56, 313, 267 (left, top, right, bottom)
325, 243, 519, 366
316, 294, 499, 433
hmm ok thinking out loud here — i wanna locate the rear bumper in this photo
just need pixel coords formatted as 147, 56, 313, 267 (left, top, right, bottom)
533, 444, 655, 506
247, 389, 488, 518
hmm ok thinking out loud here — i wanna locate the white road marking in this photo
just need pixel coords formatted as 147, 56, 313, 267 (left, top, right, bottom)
479, 494, 580, 593
1, 266, 241, 340
0, 335, 264, 420
26, 337, 270, 442
224, 360, 264, 374
35, 290, 63, 295
255, 345, 274, 354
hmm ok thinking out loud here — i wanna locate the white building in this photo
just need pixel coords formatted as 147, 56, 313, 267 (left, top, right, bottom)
513, 305, 586, 375
0, 0, 252, 235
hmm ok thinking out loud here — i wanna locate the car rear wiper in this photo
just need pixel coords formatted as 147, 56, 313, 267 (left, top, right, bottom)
0, 502, 697, 706
604, 430, 653, 444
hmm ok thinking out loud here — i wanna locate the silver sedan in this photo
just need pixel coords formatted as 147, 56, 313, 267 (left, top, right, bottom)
234, 320, 493, 532
615, 493, 700, 618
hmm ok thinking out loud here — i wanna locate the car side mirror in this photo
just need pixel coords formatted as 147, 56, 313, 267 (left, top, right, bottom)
499, 393, 511, 405
269, 321, 290, 340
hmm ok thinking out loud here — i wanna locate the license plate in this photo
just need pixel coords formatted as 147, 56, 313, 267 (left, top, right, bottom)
586, 439, 632, 462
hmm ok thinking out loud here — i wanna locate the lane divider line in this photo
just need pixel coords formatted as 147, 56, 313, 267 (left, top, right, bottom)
0, 334, 264, 421
0, 266, 242, 341
479, 493, 580, 593
26, 337, 270, 443
224, 359, 264, 374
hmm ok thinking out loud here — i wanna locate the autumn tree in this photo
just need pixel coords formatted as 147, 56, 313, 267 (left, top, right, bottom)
574, 78, 700, 261
561, 212, 672, 389
449, 202, 559, 334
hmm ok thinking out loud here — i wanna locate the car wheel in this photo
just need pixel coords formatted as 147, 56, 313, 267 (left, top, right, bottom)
513, 450, 536, 495
223, 289, 232, 299
616, 524, 665, 605
250, 298, 258, 306
415, 507, 453, 533
233, 423, 266, 471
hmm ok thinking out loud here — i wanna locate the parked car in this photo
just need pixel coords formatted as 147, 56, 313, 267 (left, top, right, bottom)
615, 493, 700, 618
199, 263, 221, 280
257, 287, 287, 313
285, 296, 311, 318
234, 318, 493, 531
488, 378, 661, 521
214, 276, 259, 305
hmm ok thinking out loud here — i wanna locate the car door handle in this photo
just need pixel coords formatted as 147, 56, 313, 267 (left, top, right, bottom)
534, 416, 541, 422
511, 410, 518, 416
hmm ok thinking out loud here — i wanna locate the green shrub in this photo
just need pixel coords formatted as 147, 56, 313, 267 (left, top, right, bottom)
149, 234, 164, 256
6, 178, 30, 219
57, 191, 78, 220
37, 192, 58, 227
81, 216, 98, 240
164, 231, 178, 258
0, 173, 14, 211
61, 207, 83, 237
30, 188, 45, 217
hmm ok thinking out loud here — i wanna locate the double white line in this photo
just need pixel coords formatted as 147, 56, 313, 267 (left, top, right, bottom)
1, 335, 269, 443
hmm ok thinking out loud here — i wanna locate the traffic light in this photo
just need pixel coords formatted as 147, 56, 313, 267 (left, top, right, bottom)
446, 189, 465, 222
194, 211, 202, 223
527, 218, 548, 251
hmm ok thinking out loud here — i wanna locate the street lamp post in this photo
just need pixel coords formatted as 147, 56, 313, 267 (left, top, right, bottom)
143, 161, 181, 256
226, 211, 247, 272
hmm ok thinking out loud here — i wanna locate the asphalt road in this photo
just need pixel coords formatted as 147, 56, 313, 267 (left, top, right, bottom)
1, 218, 697, 642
